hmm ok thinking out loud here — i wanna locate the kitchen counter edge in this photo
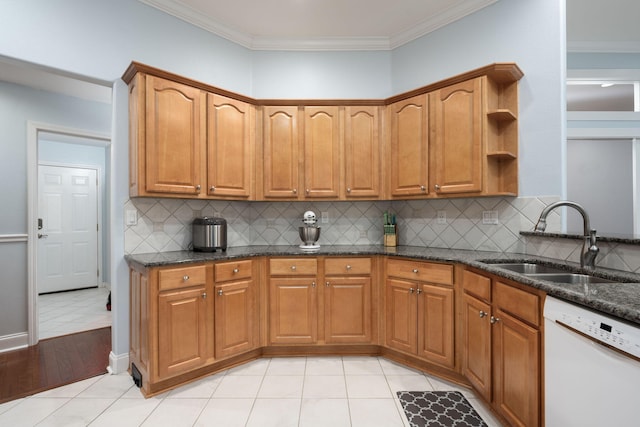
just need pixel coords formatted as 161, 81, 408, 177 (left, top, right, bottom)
125, 245, 640, 326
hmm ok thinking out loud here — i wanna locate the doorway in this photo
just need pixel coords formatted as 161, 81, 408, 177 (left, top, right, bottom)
27, 124, 111, 344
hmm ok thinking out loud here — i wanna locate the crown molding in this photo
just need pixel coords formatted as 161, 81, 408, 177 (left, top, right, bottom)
139, 0, 497, 51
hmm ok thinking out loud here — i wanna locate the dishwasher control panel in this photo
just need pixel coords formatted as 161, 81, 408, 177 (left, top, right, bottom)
545, 296, 640, 360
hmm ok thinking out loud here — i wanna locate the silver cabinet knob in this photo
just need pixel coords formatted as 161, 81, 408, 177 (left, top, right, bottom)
346, 187, 352, 193
183, 275, 189, 281
412, 269, 419, 274
479, 310, 488, 318
217, 289, 223, 296
409, 288, 415, 294
202, 292, 207, 299
292, 188, 297, 194
434, 184, 441, 191
311, 281, 316, 288
306, 189, 310, 194
209, 186, 216, 192
233, 268, 239, 273
195, 185, 201, 192
490, 316, 501, 324
416, 288, 422, 295
291, 265, 296, 271
346, 265, 352, 270
420, 185, 426, 191
325, 281, 330, 287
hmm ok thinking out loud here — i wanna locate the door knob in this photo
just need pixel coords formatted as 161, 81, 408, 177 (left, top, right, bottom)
38, 233, 48, 239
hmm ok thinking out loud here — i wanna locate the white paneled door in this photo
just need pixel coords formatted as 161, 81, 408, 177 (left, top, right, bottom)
38, 165, 98, 294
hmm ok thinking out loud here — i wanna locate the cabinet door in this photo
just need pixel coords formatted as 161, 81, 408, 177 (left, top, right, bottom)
145, 75, 205, 196
207, 94, 253, 199
324, 276, 372, 343
269, 277, 317, 344
215, 279, 255, 359
157, 286, 208, 379
493, 309, 540, 427
344, 106, 380, 198
417, 284, 454, 368
389, 95, 429, 197
431, 78, 483, 195
462, 293, 492, 401
304, 106, 340, 198
262, 106, 299, 199
385, 278, 417, 353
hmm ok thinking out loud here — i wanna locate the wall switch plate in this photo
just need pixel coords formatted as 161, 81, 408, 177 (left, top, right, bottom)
483, 210, 499, 225
437, 210, 447, 224
125, 209, 138, 226
321, 211, 329, 223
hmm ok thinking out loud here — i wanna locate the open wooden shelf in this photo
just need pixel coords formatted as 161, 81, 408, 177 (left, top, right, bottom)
487, 109, 517, 122
487, 151, 517, 159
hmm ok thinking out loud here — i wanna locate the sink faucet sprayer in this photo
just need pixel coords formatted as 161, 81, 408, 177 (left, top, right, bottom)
534, 201, 599, 270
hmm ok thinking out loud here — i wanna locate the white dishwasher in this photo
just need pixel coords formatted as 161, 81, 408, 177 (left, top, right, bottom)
544, 296, 640, 427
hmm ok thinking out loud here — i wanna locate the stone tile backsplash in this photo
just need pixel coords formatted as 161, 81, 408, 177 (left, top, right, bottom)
124, 195, 640, 273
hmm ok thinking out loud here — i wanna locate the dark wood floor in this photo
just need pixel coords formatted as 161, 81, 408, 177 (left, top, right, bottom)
0, 327, 111, 404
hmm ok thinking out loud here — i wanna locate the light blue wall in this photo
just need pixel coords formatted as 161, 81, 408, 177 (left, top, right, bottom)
0, 81, 111, 337
392, 0, 566, 198
0, 0, 565, 360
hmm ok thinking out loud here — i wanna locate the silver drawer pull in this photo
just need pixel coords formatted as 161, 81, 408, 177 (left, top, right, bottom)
490, 316, 501, 324
326, 281, 330, 287
217, 289, 223, 296
183, 275, 189, 281
479, 310, 488, 318
202, 292, 207, 299
409, 288, 415, 294
312, 281, 316, 288
412, 269, 419, 274
291, 265, 296, 271
210, 186, 216, 192
233, 268, 239, 273
346, 265, 352, 270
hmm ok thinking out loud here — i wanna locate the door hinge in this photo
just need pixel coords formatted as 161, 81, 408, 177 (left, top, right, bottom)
97, 224, 99, 232
97, 268, 100, 277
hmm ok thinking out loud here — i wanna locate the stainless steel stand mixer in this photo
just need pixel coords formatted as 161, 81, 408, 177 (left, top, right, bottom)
299, 210, 321, 251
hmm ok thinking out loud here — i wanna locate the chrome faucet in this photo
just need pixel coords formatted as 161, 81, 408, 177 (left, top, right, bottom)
534, 201, 599, 270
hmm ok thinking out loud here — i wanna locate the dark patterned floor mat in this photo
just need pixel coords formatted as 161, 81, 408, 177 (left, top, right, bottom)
397, 391, 488, 427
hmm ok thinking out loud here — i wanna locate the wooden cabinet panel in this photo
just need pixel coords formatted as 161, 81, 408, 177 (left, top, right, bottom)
214, 259, 253, 282
462, 293, 492, 401
344, 106, 380, 198
304, 106, 340, 198
269, 258, 318, 276
215, 279, 255, 359
493, 308, 540, 427
324, 257, 371, 275
431, 78, 483, 195
269, 277, 317, 344
157, 286, 208, 379
207, 94, 254, 198
494, 280, 540, 326
389, 95, 429, 197
462, 269, 491, 302
387, 258, 453, 285
324, 276, 372, 343
262, 106, 299, 199
145, 75, 205, 196
385, 278, 418, 354
158, 265, 207, 291
417, 284, 454, 368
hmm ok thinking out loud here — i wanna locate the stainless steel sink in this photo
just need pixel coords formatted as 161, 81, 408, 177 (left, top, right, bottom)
489, 263, 566, 274
526, 273, 616, 284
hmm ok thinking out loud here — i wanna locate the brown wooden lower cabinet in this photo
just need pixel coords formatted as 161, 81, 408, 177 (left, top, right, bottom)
462, 268, 542, 427
128, 254, 544, 427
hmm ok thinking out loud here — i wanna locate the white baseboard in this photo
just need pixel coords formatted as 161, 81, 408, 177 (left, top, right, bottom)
109, 351, 130, 374
0, 332, 29, 353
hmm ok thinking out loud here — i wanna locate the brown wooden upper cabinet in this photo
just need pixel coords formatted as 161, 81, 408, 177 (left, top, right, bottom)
388, 95, 429, 198
430, 78, 483, 195
344, 106, 381, 199
125, 62, 521, 201
260, 106, 300, 199
130, 74, 206, 197
207, 94, 254, 199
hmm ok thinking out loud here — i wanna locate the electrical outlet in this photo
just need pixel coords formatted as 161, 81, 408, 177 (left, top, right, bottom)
482, 210, 499, 225
321, 211, 329, 223
437, 210, 447, 225
125, 209, 138, 226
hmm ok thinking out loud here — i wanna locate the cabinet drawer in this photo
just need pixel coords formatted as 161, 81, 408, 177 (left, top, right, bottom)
158, 264, 207, 291
270, 258, 317, 276
387, 259, 453, 285
494, 281, 540, 326
325, 257, 371, 275
215, 259, 253, 282
463, 269, 491, 302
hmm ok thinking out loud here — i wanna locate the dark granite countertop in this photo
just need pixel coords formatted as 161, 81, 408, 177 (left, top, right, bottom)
521, 231, 640, 245
125, 245, 640, 326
